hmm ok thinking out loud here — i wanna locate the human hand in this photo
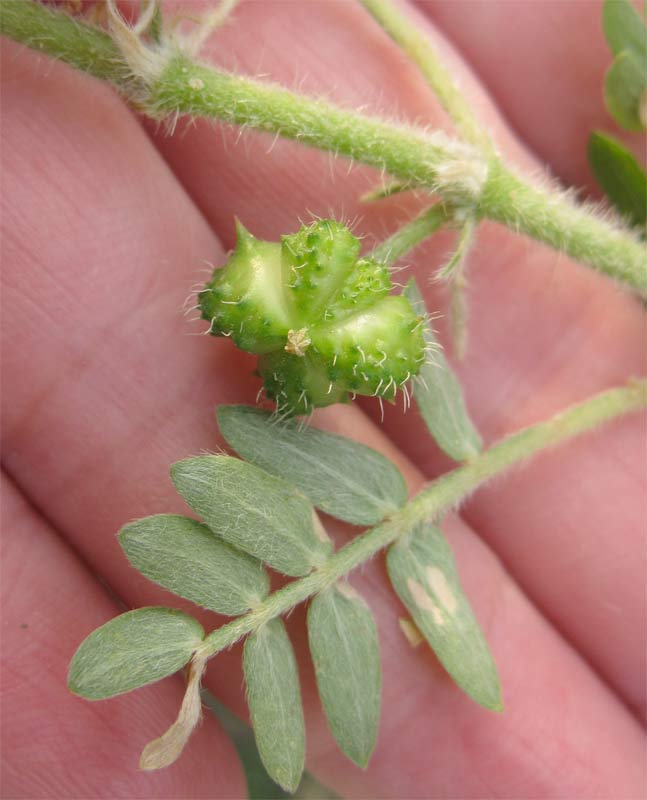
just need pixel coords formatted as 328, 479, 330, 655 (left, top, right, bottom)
2, 2, 645, 797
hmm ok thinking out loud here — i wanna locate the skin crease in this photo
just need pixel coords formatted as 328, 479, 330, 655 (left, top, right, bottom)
1, 2, 645, 799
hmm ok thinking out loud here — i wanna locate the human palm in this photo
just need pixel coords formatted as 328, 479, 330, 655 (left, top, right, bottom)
2, 2, 645, 798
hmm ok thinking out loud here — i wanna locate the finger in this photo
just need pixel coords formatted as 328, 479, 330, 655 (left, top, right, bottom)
2, 41, 645, 799
416, 0, 645, 190
145, 0, 646, 717
0, 474, 245, 799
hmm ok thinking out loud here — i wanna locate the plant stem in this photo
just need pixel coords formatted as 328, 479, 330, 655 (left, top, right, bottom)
359, 0, 647, 295
359, 0, 491, 151
153, 56, 646, 293
482, 161, 646, 293
370, 203, 451, 266
151, 55, 485, 200
1, 0, 645, 295
197, 378, 646, 659
0, 0, 134, 85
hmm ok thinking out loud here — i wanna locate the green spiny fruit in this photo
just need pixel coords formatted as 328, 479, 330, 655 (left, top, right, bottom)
199, 219, 426, 416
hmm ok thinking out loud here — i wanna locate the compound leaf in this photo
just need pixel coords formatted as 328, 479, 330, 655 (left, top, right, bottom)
387, 523, 502, 711
171, 455, 331, 577
403, 279, 482, 461
308, 583, 381, 767
119, 514, 269, 615
68, 607, 203, 700
217, 405, 407, 525
244, 619, 305, 793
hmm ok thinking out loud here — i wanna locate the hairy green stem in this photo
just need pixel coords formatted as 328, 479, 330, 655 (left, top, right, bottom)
152, 55, 484, 199
1, 0, 645, 295
0, 0, 134, 84
153, 56, 647, 293
359, 0, 491, 151
370, 203, 451, 266
197, 379, 646, 659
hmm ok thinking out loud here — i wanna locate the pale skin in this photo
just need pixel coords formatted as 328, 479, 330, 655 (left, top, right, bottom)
1, 1, 646, 797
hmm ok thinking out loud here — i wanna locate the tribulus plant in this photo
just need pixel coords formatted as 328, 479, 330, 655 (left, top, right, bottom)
1, 0, 645, 797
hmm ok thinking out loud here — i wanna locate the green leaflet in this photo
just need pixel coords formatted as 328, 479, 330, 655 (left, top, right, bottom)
602, 0, 647, 62
588, 132, 647, 228
307, 583, 381, 767
403, 279, 482, 461
217, 405, 407, 525
119, 514, 269, 615
171, 455, 331, 577
604, 51, 646, 131
601, 0, 647, 131
387, 523, 502, 711
68, 607, 204, 700
244, 619, 306, 793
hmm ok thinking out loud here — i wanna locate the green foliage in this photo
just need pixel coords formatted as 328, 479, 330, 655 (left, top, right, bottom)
61, 378, 645, 783
601, 0, 646, 131
66, 265, 497, 781
119, 514, 269, 615
217, 404, 407, 525
590, 0, 647, 229
604, 51, 646, 131
307, 584, 381, 767
244, 620, 306, 793
199, 219, 425, 415
206, 696, 340, 800
387, 523, 502, 711
588, 132, 647, 228
403, 279, 482, 460
171, 455, 332, 576
68, 608, 204, 700
602, 0, 647, 63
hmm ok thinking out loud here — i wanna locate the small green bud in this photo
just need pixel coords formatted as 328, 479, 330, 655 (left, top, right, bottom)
200, 220, 425, 416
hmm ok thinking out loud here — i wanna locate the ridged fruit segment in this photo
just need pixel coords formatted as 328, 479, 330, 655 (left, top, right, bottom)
258, 350, 348, 415
199, 221, 291, 354
281, 220, 361, 325
325, 258, 391, 322
311, 296, 425, 400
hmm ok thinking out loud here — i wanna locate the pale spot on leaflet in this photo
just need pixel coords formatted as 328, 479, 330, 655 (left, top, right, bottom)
399, 617, 424, 647
426, 567, 458, 614
336, 581, 361, 601
188, 77, 205, 90
312, 510, 331, 544
407, 578, 444, 626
